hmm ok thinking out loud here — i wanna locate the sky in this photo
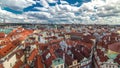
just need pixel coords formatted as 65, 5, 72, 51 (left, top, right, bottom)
0, 0, 120, 24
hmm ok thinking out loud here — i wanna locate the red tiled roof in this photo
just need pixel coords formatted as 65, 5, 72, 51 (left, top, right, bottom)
71, 47, 84, 62
0, 32, 5, 38
49, 38, 63, 44
55, 49, 74, 66
81, 47, 91, 58
96, 49, 108, 62
42, 49, 56, 68
100, 56, 108, 62
27, 49, 38, 61
35, 55, 44, 68
0, 38, 11, 46
24, 64, 30, 68
45, 36, 57, 40
49, 44, 60, 51
0, 43, 16, 57
65, 53, 74, 66
15, 49, 24, 59
7, 28, 33, 42
76, 40, 93, 49
13, 60, 23, 68
58, 34, 64, 37
108, 42, 120, 53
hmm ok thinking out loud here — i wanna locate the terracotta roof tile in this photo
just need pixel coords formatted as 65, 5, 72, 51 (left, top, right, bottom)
27, 49, 38, 61
76, 41, 93, 49
71, 47, 84, 62
55, 49, 74, 66
108, 42, 120, 53
49, 39, 63, 44
35, 55, 44, 68
0, 32, 5, 38
15, 49, 24, 59
24, 64, 30, 68
0, 43, 16, 57
13, 60, 23, 68
96, 49, 108, 62
42, 49, 56, 68
65, 53, 74, 66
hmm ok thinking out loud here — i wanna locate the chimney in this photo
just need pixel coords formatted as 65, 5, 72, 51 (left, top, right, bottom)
63, 53, 65, 62
108, 36, 111, 41
72, 54, 74, 59
115, 37, 118, 41
65, 46, 68, 52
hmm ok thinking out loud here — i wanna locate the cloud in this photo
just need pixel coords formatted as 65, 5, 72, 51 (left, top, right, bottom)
0, 0, 120, 24
0, 0, 36, 11
25, 11, 52, 19
46, 0, 57, 3
39, 0, 49, 8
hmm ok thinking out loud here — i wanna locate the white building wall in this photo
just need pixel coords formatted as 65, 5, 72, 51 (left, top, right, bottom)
100, 62, 119, 68
3, 54, 17, 68
54, 64, 64, 68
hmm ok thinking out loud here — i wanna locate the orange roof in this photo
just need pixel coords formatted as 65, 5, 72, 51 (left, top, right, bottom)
24, 64, 30, 68
0, 38, 11, 46
15, 49, 24, 59
36, 55, 44, 68
27, 49, 38, 61
7, 28, 33, 41
0, 32, 5, 38
0, 43, 16, 57
13, 60, 23, 68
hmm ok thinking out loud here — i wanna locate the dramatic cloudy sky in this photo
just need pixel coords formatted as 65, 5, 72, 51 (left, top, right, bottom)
0, 0, 120, 24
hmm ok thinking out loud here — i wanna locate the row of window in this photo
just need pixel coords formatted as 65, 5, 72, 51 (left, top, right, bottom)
56, 64, 64, 68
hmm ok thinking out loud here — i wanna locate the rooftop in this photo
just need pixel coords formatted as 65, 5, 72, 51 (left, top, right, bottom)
52, 58, 64, 66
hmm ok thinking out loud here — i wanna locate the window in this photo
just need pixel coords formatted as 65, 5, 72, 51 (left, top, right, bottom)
74, 61, 77, 65
109, 65, 111, 68
106, 65, 108, 68
56, 66, 59, 68
10, 63, 12, 67
61, 65, 63, 68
